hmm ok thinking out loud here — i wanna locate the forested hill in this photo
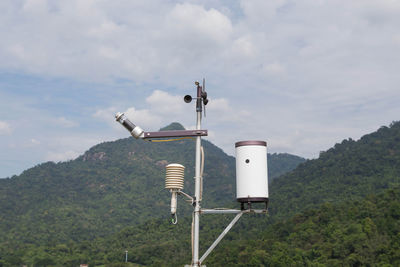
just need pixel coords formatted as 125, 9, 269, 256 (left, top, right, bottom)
1, 122, 399, 266
208, 186, 400, 266
5, 185, 398, 266
0, 122, 303, 247
268, 153, 306, 182
269, 121, 400, 220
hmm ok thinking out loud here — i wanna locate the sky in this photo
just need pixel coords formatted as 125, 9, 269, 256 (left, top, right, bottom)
1, 0, 400, 178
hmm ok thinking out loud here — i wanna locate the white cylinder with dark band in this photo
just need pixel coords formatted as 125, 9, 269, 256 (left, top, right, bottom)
235, 141, 268, 204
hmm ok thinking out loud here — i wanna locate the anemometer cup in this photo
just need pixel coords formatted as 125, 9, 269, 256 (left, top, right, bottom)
184, 95, 193, 103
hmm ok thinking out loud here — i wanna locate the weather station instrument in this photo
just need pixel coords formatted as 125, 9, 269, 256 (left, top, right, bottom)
115, 79, 269, 267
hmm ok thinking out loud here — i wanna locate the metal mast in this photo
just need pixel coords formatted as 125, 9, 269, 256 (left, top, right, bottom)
193, 81, 203, 266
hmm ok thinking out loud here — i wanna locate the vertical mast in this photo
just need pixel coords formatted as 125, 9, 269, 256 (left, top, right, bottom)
192, 81, 202, 266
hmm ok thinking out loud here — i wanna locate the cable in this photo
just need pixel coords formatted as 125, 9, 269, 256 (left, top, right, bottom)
145, 137, 195, 143
200, 146, 204, 201
191, 215, 194, 259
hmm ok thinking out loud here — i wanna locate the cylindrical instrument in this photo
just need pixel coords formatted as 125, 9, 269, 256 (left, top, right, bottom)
235, 141, 268, 204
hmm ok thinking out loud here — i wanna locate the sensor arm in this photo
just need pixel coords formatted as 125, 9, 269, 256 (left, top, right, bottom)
178, 190, 195, 204
142, 130, 207, 139
116, 112, 207, 139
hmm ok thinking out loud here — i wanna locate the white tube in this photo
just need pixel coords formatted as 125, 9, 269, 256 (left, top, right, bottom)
171, 191, 177, 214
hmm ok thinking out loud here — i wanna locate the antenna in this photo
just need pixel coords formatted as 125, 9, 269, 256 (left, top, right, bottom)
115, 79, 268, 267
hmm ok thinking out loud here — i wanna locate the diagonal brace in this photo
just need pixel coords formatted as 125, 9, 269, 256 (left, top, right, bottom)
199, 212, 243, 264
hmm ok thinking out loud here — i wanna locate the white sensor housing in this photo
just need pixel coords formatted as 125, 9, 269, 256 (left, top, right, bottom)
235, 141, 268, 203
165, 163, 185, 215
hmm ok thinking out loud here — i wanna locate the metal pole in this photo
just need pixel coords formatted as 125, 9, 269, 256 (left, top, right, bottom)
125, 250, 128, 263
192, 83, 202, 266
201, 209, 268, 214
200, 209, 242, 214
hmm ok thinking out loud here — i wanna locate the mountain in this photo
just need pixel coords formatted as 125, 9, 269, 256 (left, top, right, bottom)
1, 121, 400, 266
268, 153, 306, 182
269, 121, 400, 220
207, 187, 400, 266
34, 121, 398, 267
0, 122, 303, 248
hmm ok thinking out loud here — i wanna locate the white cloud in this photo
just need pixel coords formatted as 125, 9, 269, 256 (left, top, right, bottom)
124, 107, 163, 130
0, 121, 12, 135
166, 3, 233, 45
21, 138, 41, 148
146, 90, 187, 115
262, 63, 285, 76
54, 117, 79, 128
1, 0, 400, 177
93, 106, 119, 129
31, 138, 40, 145
45, 150, 80, 162
240, 0, 287, 23
207, 98, 250, 123
0, 1, 236, 82
0, 0, 398, 101
230, 36, 255, 58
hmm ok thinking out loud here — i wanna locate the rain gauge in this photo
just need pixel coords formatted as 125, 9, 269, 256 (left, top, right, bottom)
115, 80, 268, 266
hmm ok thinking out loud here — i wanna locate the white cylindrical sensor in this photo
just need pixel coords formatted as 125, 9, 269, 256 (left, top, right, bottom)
171, 191, 178, 214
235, 141, 268, 204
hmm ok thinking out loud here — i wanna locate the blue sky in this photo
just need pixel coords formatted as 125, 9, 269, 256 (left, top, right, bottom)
1, 0, 400, 178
